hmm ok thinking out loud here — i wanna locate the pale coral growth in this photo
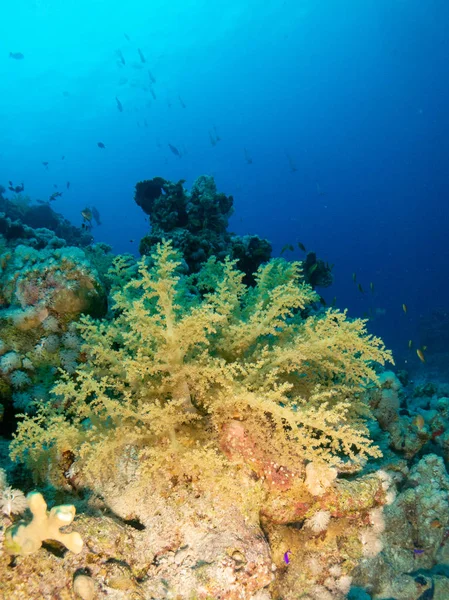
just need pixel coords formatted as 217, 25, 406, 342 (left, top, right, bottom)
376, 469, 396, 505
21, 357, 34, 371
0, 486, 28, 517
0, 351, 21, 374
359, 527, 383, 558
60, 349, 79, 374
61, 331, 81, 350
328, 564, 342, 578
304, 510, 331, 533
12, 391, 34, 412
42, 315, 60, 332
309, 585, 334, 600
305, 463, 338, 496
306, 555, 324, 577
0, 467, 7, 489
369, 507, 385, 534
9, 370, 31, 389
335, 575, 352, 594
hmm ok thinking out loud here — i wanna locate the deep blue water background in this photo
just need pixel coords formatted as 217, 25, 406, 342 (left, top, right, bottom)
1, 0, 448, 370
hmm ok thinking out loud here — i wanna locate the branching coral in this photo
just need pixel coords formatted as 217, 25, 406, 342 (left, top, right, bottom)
11, 241, 391, 488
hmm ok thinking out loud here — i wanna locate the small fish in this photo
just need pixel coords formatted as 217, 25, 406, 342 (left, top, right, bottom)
149, 86, 156, 100
319, 296, 327, 306
244, 147, 252, 164
370, 282, 374, 294
423, 345, 427, 351
61, 155, 65, 160
414, 414, 425, 430
53, 183, 58, 188
430, 520, 442, 529
66, 181, 70, 190
116, 49, 126, 65
358, 283, 364, 293
129, 239, 134, 243
91, 206, 102, 226
148, 70, 156, 84
408, 340, 413, 349
137, 48, 146, 63
81, 208, 92, 222
413, 548, 425, 555
209, 130, 217, 146
168, 143, 180, 157
352, 272, 357, 283
124, 33, 130, 41
280, 244, 294, 255
49, 191, 62, 201
116, 97, 124, 112
416, 348, 426, 363
9, 52, 24, 60
297, 242, 306, 252
178, 95, 186, 108
402, 303, 407, 314
284, 550, 292, 564
213, 125, 221, 142
97, 142, 106, 149
42, 161, 49, 168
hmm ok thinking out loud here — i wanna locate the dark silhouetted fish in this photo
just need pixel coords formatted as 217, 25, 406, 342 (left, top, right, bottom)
61, 155, 65, 160
49, 191, 62, 201
244, 148, 252, 164
149, 86, 156, 100
178, 95, 186, 108
116, 49, 126, 65
124, 33, 130, 41
168, 143, 180, 157
97, 142, 106, 149
42, 161, 49, 168
213, 125, 221, 142
91, 206, 102, 226
9, 52, 24, 60
66, 181, 70, 190
148, 70, 156, 84
116, 97, 123, 112
209, 131, 217, 146
138, 48, 146, 63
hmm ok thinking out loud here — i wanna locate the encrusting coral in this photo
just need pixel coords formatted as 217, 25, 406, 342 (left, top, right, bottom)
10, 240, 394, 598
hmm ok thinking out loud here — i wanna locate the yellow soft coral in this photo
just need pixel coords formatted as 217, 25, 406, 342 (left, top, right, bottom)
11, 241, 392, 490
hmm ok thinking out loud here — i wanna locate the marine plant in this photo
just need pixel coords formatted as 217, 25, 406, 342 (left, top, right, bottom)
10, 240, 392, 494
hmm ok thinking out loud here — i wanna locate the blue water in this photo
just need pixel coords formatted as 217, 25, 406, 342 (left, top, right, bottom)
1, 0, 448, 367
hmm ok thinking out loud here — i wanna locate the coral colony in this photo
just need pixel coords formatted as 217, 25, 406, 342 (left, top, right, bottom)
0, 179, 448, 599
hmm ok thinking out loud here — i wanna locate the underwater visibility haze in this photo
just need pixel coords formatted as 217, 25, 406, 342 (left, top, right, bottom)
0, 1, 449, 599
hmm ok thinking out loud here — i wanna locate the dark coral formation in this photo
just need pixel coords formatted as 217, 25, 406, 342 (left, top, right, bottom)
0, 186, 92, 248
303, 251, 334, 288
135, 175, 272, 283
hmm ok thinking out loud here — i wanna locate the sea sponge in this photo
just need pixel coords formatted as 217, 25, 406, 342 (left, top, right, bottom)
4, 492, 83, 556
